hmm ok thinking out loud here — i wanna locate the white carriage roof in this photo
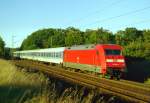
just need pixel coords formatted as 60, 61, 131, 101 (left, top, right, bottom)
14, 47, 66, 53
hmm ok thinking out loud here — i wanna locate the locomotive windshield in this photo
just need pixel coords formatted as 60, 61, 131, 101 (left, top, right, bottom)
105, 49, 121, 55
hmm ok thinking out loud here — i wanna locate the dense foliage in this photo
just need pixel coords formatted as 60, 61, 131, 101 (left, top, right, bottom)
20, 27, 150, 60
116, 28, 150, 59
20, 27, 114, 49
0, 36, 5, 57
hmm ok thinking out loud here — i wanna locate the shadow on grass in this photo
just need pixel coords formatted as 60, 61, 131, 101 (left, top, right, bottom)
0, 84, 41, 103
125, 57, 150, 82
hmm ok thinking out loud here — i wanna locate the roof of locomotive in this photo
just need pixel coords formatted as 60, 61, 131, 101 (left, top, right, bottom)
66, 44, 122, 50
100, 44, 122, 50
66, 44, 95, 50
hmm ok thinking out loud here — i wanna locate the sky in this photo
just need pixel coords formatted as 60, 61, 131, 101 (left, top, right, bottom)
0, 0, 150, 47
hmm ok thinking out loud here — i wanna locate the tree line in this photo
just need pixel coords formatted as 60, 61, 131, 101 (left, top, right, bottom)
20, 27, 150, 60
0, 27, 150, 60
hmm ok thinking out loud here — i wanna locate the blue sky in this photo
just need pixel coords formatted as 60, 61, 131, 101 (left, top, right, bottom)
0, 0, 150, 47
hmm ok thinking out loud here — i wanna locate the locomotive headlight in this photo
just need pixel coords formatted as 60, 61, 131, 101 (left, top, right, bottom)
106, 59, 113, 62
117, 59, 124, 62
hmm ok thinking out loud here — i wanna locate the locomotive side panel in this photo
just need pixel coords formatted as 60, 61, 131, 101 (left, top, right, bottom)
63, 49, 101, 73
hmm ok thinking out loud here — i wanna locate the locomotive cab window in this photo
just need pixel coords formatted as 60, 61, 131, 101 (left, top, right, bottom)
105, 49, 121, 55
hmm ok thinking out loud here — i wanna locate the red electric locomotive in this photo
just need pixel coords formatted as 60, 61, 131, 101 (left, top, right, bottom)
63, 44, 126, 79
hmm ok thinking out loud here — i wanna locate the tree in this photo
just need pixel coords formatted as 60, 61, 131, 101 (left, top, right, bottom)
123, 41, 145, 58
49, 29, 65, 47
0, 36, 5, 57
85, 28, 113, 44
143, 30, 150, 43
115, 28, 143, 46
65, 27, 83, 46
19, 27, 150, 60
143, 30, 150, 59
115, 30, 126, 45
124, 28, 143, 42
21, 28, 54, 50
84, 29, 97, 44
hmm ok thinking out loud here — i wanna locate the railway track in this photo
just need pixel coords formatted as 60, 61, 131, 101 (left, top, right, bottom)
121, 79, 150, 88
12, 60, 150, 103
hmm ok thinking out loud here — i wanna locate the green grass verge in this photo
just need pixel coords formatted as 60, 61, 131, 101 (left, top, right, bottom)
0, 59, 49, 103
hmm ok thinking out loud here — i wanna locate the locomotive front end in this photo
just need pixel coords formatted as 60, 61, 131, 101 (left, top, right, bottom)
102, 45, 126, 79
105, 49, 126, 70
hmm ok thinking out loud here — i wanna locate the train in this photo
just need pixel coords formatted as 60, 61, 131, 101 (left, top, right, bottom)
13, 44, 126, 79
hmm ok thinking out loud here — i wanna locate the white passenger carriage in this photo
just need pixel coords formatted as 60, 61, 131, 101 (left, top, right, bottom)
13, 47, 65, 64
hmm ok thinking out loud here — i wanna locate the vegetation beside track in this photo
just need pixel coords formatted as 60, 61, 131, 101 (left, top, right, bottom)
0, 59, 126, 103
13, 60, 150, 103
0, 59, 49, 103
145, 78, 150, 85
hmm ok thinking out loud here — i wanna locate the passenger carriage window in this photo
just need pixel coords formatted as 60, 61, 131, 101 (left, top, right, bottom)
56, 53, 59, 58
46, 53, 49, 57
48, 53, 50, 57
35, 52, 37, 56
56, 52, 57, 58
60, 52, 62, 58
49, 52, 51, 57
52, 52, 54, 57
54, 52, 57, 58
51, 52, 52, 57
58, 52, 60, 58
54, 52, 56, 58
58, 52, 61, 58
55, 53, 57, 58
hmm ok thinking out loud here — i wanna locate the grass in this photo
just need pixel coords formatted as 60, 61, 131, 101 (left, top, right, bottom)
0, 59, 125, 103
0, 59, 49, 103
144, 78, 150, 85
